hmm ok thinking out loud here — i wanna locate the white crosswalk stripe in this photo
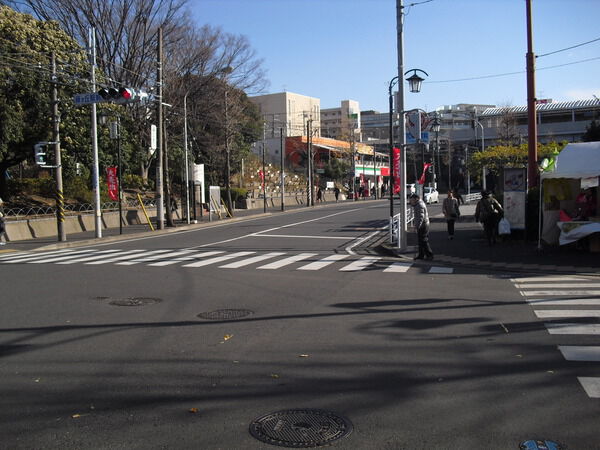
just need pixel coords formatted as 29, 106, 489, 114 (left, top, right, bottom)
219, 252, 285, 269
115, 249, 185, 265
383, 262, 412, 273
339, 256, 380, 272
512, 275, 600, 398
428, 266, 453, 274
27, 250, 99, 264
55, 249, 122, 264
86, 249, 161, 265
0, 248, 73, 261
1, 249, 89, 264
297, 254, 350, 271
148, 251, 224, 266
257, 253, 317, 270
182, 251, 255, 268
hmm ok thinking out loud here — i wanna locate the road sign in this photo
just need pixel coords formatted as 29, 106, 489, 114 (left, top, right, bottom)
73, 93, 104, 105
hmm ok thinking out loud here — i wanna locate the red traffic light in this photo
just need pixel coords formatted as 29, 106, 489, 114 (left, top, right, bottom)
97, 86, 140, 103
119, 87, 134, 100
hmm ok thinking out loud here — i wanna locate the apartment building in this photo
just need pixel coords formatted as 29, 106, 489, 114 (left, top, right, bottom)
320, 100, 361, 141
249, 91, 321, 138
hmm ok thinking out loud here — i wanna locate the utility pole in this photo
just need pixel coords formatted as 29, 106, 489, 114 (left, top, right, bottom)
164, 119, 174, 227
396, 0, 408, 250
526, 0, 538, 189
280, 127, 285, 211
183, 94, 191, 224
156, 27, 164, 229
89, 27, 102, 238
51, 52, 65, 242
262, 123, 267, 213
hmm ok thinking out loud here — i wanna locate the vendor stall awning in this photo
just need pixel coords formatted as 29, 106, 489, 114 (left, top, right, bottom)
541, 142, 600, 180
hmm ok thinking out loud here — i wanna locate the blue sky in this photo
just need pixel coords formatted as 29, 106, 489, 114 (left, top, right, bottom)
189, 0, 600, 112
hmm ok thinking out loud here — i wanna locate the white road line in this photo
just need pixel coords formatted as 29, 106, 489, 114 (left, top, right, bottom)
558, 346, 600, 361
339, 256, 381, 272
257, 253, 317, 270
510, 277, 585, 283
383, 262, 413, 273
526, 298, 600, 305
115, 249, 184, 265
25, 250, 98, 264
86, 249, 159, 265
0, 248, 74, 261
1, 249, 82, 264
297, 254, 350, 271
429, 266, 454, 274
578, 377, 600, 398
219, 252, 286, 268
55, 249, 121, 264
516, 283, 600, 289
148, 251, 224, 266
345, 231, 380, 256
521, 290, 600, 297
535, 310, 600, 319
545, 323, 600, 335
255, 234, 356, 240
182, 251, 255, 268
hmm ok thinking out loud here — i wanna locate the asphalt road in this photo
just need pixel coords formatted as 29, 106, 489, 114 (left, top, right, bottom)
1, 200, 599, 449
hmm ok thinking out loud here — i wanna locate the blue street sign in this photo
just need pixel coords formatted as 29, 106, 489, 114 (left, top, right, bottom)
73, 93, 104, 105
406, 131, 430, 145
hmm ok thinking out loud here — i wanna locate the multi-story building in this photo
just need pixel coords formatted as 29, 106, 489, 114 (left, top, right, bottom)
320, 100, 361, 141
249, 91, 321, 138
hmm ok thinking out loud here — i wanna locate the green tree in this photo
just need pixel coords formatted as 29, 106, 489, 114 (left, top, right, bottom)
582, 120, 600, 142
0, 6, 89, 200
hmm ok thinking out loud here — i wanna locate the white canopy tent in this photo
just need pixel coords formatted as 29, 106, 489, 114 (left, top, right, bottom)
540, 142, 600, 246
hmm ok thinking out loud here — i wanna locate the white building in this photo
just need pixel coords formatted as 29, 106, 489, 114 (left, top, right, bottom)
321, 100, 361, 141
249, 92, 321, 138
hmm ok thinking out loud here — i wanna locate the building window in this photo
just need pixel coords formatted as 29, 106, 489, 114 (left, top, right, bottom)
541, 113, 573, 124
574, 110, 596, 121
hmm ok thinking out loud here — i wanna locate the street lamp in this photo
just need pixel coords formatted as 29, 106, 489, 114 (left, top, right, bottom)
388, 68, 428, 250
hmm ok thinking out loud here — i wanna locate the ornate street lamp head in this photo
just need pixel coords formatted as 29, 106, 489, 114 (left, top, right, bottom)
404, 69, 428, 93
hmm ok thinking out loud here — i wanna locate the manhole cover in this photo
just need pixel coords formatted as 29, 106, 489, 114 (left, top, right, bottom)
109, 297, 161, 307
519, 439, 563, 450
249, 409, 353, 448
197, 309, 253, 320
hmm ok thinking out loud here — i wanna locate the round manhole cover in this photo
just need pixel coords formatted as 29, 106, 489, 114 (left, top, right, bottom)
249, 409, 353, 448
109, 297, 161, 307
197, 309, 253, 320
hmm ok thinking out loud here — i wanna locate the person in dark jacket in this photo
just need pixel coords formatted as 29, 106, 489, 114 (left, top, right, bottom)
475, 191, 503, 246
409, 193, 434, 260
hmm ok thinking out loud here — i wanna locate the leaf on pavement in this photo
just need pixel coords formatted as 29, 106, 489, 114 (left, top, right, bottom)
189, 408, 199, 413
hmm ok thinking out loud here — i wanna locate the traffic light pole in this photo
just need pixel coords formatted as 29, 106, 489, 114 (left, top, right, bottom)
89, 27, 102, 238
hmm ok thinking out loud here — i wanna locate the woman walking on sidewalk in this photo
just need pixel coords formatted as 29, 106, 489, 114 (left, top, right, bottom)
475, 191, 503, 246
442, 190, 460, 239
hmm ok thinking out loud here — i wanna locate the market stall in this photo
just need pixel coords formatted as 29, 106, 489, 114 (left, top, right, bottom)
540, 142, 600, 251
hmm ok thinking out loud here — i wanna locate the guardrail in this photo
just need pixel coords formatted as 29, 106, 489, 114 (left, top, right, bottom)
1, 199, 158, 219
465, 192, 482, 203
389, 207, 414, 247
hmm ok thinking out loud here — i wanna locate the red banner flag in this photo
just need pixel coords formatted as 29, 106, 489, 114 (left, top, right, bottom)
419, 163, 433, 185
106, 166, 118, 201
392, 147, 401, 194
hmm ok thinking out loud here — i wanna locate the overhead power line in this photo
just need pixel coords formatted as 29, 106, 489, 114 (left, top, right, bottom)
537, 36, 600, 58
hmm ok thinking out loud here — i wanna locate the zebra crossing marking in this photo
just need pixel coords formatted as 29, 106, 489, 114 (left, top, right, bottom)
526, 298, 600, 306
428, 266, 453, 274
516, 283, 600, 289
115, 249, 183, 265
219, 252, 285, 269
297, 254, 350, 271
578, 377, 600, 398
520, 290, 600, 297
148, 251, 224, 266
182, 251, 255, 268
558, 346, 600, 362
55, 249, 122, 264
26, 250, 99, 264
86, 249, 161, 265
257, 253, 317, 270
535, 310, 600, 319
0, 248, 73, 261
338, 256, 380, 272
545, 323, 600, 335
383, 262, 412, 273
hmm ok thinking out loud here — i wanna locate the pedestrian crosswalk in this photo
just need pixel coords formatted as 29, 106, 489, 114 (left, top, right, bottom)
512, 275, 600, 399
0, 248, 455, 274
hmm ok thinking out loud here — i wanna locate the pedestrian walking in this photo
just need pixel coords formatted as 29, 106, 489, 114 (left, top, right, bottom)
0, 211, 7, 245
333, 186, 340, 202
316, 187, 323, 203
475, 191, 503, 246
442, 190, 460, 239
409, 193, 434, 260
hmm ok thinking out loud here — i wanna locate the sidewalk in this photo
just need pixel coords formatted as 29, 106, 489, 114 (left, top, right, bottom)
373, 203, 599, 275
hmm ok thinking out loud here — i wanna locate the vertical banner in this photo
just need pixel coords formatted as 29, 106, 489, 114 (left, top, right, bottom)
393, 147, 401, 194
419, 163, 432, 185
259, 170, 264, 189
106, 166, 118, 201
503, 168, 527, 230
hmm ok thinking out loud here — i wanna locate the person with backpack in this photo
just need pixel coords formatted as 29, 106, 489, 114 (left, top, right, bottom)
475, 191, 503, 246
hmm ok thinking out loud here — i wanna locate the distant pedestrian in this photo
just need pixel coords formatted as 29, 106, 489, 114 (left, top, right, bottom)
316, 187, 323, 203
334, 187, 340, 202
409, 193, 434, 260
442, 190, 460, 240
0, 212, 7, 245
454, 188, 465, 205
475, 191, 503, 246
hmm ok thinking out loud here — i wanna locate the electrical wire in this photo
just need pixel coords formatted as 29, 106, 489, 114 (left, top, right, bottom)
537, 36, 600, 58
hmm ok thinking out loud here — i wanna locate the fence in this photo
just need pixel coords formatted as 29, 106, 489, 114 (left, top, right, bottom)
1, 199, 158, 219
389, 207, 414, 247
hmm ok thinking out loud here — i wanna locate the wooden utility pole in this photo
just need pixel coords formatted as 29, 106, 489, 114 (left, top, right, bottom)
526, 0, 538, 189
51, 52, 65, 242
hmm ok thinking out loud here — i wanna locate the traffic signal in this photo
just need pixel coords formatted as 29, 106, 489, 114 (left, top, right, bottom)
34, 143, 47, 165
97, 87, 138, 104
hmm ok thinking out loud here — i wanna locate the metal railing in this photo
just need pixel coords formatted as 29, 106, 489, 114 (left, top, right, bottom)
1, 199, 158, 219
465, 192, 482, 203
